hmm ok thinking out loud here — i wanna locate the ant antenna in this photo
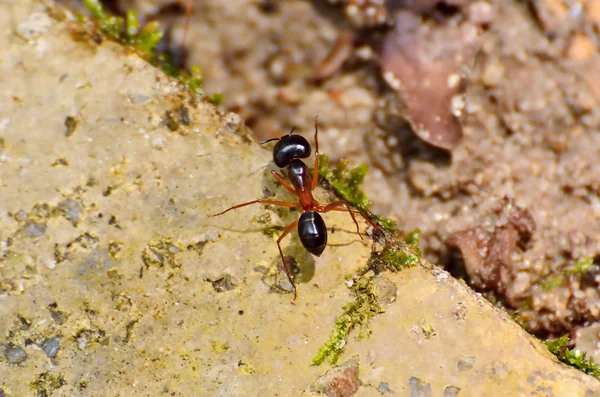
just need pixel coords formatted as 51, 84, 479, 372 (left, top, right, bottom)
260, 137, 280, 145
259, 127, 296, 145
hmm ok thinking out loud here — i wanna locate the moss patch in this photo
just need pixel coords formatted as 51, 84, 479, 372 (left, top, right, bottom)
312, 277, 383, 365
81, 0, 218, 101
317, 155, 396, 232
313, 235, 421, 365
539, 258, 594, 291
545, 335, 600, 380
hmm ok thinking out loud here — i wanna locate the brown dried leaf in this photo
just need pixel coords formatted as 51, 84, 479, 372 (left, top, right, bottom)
446, 198, 536, 305
379, 10, 480, 150
446, 226, 490, 287
495, 196, 536, 246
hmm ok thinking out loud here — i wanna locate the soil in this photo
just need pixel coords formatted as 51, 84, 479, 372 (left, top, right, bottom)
70, 0, 600, 356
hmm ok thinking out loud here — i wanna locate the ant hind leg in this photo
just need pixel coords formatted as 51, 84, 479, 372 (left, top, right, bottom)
320, 200, 362, 240
276, 220, 300, 302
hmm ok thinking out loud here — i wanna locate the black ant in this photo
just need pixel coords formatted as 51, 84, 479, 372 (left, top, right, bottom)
212, 119, 380, 301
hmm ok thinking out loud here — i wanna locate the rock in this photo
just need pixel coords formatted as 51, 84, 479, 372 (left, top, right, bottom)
0, 1, 598, 396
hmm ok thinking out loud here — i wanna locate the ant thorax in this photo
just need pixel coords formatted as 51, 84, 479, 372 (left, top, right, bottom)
287, 159, 312, 192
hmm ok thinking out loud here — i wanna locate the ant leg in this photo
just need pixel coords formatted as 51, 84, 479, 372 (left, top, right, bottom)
271, 170, 298, 196
181, 0, 192, 47
320, 201, 362, 239
276, 220, 299, 302
211, 199, 299, 217
311, 117, 320, 190
328, 206, 383, 232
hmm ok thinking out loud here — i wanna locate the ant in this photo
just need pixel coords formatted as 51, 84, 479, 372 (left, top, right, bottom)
212, 119, 381, 301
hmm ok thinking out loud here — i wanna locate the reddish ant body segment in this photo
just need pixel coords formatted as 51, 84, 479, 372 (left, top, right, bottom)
212, 120, 381, 301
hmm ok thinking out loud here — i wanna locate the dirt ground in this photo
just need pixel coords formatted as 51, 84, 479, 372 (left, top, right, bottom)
69, 0, 600, 356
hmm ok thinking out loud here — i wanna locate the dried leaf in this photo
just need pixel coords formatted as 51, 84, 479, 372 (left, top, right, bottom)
379, 10, 480, 150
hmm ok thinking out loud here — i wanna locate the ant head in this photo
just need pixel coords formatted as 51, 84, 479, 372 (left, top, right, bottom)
261, 128, 311, 168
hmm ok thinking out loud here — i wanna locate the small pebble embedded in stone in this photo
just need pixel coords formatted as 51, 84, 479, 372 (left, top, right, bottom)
42, 337, 61, 358
5, 345, 27, 364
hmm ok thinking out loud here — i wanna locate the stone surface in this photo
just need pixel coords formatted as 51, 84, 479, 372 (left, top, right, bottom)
0, 1, 599, 396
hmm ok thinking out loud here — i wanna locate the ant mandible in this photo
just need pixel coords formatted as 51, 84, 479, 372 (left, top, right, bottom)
212, 119, 380, 301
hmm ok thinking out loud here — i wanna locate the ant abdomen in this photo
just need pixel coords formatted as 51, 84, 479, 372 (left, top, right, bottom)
273, 134, 311, 168
298, 211, 327, 256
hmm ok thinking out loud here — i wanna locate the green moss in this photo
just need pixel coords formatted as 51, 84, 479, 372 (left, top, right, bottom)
404, 228, 421, 246
318, 155, 369, 207
380, 243, 421, 272
385, 250, 419, 270
312, 278, 383, 365
313, 233, 421, 365
540, 275, 564, 291
565, 257, 594, 275
545, 335, 600, 380
539, 257, 595, 291
181, 65, 204, 96
81, 1, 215, 99
317, 154, 396, 232
82, 0, 104, 19
125, 10, 139, 38
207, 93, 224, 106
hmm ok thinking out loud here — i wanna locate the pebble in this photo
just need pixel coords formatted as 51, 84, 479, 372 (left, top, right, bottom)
5, 345, 27, 364
17, 220, 47, 238
42, 337, 61, 358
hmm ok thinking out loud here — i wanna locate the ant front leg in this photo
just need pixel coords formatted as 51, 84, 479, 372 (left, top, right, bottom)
312, 117, 320, 190
271, 170, 298, 196
211, 199, 299, 217
276, 220, 299, 302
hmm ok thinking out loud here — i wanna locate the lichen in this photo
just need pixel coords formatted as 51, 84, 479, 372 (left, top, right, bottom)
64, 116, 77, 137
254, 212, 284, 237
30, 372, 66, 396
141, 238, 183, 269
545, 334, 600, 380
318, 154, 396, 232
